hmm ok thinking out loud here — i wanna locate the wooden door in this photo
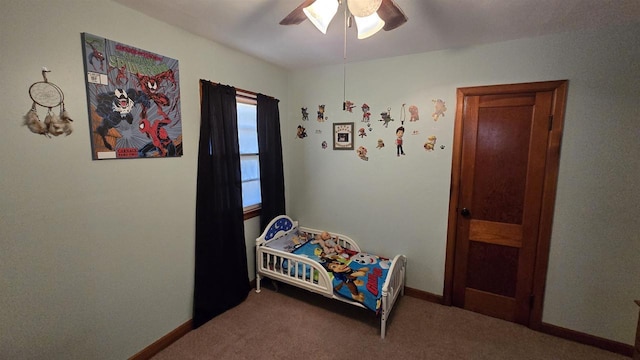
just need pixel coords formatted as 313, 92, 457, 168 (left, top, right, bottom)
444, 81, 568, 327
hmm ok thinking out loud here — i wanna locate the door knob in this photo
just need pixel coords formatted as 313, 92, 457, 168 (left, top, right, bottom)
461, 208, 471, 217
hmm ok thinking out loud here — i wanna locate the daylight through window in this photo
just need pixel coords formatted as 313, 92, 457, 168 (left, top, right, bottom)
237, 95, 261, 211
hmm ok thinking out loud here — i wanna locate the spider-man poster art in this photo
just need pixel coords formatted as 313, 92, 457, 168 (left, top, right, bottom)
81, 33, 182, 160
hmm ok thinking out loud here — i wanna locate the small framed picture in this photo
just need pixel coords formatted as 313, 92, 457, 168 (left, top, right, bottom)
333, 122, 354, 150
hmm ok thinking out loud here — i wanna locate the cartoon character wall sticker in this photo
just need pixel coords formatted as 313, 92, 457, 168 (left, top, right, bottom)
409, 105, 419, 121
380, 107, 394, 128
424, 135, 437, 151
361, 103, 371, 122
356, 146, 368, 161
317, 104, 326, 122
395, 126, 405, 156
432, 99, 447, 121
344, 100, 355, 112
360, 103, 373, 132
296, 125, 307, 139
295, 97, 448, 160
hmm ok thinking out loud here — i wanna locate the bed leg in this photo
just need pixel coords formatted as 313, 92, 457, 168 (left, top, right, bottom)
256, 274, 261, 293
381, 295, 388, 339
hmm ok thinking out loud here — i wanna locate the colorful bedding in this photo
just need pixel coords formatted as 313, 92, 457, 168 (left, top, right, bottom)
290, 240, 391, 313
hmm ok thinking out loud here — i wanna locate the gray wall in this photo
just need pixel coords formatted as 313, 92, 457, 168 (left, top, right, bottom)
1, 0, 638, 358
284, 22, 640, 345
0, 1, 285, 359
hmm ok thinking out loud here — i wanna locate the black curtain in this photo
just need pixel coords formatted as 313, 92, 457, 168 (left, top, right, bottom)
193, 80, 250, 328
257, 93, 286, 231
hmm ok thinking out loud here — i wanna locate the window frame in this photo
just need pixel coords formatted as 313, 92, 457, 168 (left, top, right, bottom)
236, 93, 261, 220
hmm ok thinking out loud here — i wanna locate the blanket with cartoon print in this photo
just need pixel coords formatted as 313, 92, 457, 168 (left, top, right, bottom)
291, 241, 391, 313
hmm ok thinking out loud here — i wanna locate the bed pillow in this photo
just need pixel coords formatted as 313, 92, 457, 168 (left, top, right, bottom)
265, 227, 307, 252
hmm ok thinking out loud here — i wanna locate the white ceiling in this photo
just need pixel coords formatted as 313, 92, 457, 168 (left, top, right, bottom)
113, 0, 640, 70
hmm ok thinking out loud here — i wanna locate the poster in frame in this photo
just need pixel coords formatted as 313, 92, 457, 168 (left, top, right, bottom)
81, 33, 182, 160
333, 122, 354, 150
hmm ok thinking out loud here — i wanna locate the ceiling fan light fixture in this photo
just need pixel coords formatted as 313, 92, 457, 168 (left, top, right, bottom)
347, 0, 382, 17
303, 0, 339, 34
354, 12, 385, 39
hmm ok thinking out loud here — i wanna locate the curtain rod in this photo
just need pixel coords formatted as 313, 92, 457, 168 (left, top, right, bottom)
201, 79, 275, 100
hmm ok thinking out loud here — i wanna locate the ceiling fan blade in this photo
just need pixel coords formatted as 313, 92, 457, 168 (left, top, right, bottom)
378, 0, 408, 31
279, 0, 316, 25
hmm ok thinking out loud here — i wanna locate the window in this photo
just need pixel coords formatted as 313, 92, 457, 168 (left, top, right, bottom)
236, 95, 261, 216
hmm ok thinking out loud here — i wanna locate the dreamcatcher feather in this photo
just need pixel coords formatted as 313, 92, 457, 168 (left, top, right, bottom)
24, 103, 49, 137
25, 68, 73, 137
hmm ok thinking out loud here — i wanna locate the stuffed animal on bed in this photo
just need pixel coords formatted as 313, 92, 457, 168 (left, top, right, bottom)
311, 231, 344, 255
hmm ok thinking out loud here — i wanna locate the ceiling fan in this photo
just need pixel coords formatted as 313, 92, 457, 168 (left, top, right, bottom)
280, 0, 408, 39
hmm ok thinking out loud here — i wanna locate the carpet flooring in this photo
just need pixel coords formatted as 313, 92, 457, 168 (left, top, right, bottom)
152, 283, 627, 359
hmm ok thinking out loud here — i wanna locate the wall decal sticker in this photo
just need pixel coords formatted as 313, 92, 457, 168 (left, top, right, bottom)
409, 105, 419, 122
400, 103, 406, 125
376, 138, 385, 149
360, 103, 373, 132
358, 127, 367, 138
296, 125, 308, 138
361, 103, 371, 123
396, 126, 405, 157
356, 146, 369, 161
301, 107, 309, 121
424, 135, 437, 151
322, 140, 328, 149
317, 104, 326, 122
380, 107, 394, 128
344, 100, 355, 112
432, 99, 447, 121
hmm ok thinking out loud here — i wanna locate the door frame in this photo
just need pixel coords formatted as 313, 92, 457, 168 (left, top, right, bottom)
443, 80, 568, 329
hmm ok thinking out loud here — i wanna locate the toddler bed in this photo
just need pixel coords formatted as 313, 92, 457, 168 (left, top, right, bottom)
255, 215, 407, 339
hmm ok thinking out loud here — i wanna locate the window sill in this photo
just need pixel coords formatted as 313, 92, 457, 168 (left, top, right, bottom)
243, 206, 261, 220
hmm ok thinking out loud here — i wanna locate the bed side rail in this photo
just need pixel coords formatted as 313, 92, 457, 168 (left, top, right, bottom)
256, 245, 333, 297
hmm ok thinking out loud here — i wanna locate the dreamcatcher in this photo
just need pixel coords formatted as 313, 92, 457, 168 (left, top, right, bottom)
24, 67, 73, 137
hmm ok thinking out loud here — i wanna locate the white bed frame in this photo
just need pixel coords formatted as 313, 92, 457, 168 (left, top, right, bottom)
255, 215, 407, 339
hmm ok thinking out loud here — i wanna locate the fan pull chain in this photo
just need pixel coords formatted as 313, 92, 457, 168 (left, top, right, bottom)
342, 1, 348, 110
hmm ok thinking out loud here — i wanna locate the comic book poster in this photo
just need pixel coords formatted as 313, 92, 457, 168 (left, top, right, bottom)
81, 33, 182, 159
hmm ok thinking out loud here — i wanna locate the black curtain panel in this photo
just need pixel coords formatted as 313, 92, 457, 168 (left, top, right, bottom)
193, 80, 250, 328
257, 93, 286, 231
